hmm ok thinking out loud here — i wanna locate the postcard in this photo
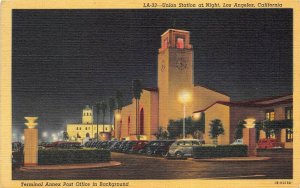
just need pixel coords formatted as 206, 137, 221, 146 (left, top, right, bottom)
0, 0, 299, 187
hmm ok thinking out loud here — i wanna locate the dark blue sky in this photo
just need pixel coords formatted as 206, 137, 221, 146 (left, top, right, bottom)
12, 9, 292, 134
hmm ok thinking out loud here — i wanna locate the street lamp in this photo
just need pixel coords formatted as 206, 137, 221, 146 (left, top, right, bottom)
244, 118, 256, 128
179, 91, 191, 139
42, 131, 48, 142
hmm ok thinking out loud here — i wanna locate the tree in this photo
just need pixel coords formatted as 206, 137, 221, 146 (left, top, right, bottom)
167, 120, 181, 139
132, 79, 143, 139
154, 126, 169, 140
116, 90, 123, 112
100, 101, 107, 136
115, 90, 124, 140
95, 102, 101, 140
234, 120, 246, 140
191, 112, 205, 137
209, 119, 224, 145
108, 97, 116, 136
63, 131, 69, 141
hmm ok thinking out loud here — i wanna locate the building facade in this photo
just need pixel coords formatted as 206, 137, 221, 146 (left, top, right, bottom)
114, 29, 293, 148
115, 29, 230, 141
67, 105, 112, 142
193, 95, 293, 147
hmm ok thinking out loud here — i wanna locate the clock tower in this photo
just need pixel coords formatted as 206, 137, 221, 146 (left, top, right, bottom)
158, 29, 194, 129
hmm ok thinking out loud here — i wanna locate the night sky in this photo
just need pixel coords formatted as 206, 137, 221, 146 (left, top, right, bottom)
12, 9, 292, 137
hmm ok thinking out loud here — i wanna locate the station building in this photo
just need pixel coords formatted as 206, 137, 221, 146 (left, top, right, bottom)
114, 29, 293, 147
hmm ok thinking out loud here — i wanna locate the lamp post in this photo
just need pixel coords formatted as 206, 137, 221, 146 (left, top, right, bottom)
24, 117, 39, 166
179, 91, 191, 139
243, 118, 257, 156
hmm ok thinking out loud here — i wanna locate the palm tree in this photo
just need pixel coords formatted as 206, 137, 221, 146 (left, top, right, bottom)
116, 90, 123, 112
116, 90, 123, 139
209, 119, 224, 145
108, 97, 116, 137
100, 101, 107, 139
132, 79, 143, 139
95, 102, 101, 141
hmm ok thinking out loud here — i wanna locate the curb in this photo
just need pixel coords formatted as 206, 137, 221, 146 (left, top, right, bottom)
19, 161, 121, 171
188, 157, 271, 162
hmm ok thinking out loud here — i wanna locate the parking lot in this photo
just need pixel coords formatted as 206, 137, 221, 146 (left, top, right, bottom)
13, 149, 292, 180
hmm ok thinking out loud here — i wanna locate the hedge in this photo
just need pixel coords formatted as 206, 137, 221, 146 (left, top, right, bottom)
38, 149, 111, 165
192, 145, 248, 158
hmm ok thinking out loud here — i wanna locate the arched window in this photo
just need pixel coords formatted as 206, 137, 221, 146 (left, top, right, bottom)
128, 116, 131, 135
176, 37, 184, 49
140, 108, 144, 135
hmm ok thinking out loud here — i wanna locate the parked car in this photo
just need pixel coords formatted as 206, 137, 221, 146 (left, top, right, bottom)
107, 141, 118, 150
97, 141, 109, 149
111, 141, 123, 152
116, 141, 129, 152
12, 142, 23, 168
231, 139, 243, 145
129, 141, 149, 153
143, 141, 161, 155
122, 141, 138, 153
167, 139, 203, 158
44, 141, 82, 149
257, 138, 284, 149
153, 140, 175, 157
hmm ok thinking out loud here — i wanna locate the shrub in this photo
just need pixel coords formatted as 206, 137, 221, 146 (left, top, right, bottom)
192, 145, 248, 158
38, 149, 111, 165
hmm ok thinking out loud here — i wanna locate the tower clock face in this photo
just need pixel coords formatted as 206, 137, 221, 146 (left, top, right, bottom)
176, 57, 187, 70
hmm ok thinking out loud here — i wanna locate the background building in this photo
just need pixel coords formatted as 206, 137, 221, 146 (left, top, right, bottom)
67, 105, 113, 142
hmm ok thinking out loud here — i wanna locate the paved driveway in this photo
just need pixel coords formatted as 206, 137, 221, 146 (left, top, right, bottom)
13, 149, 292, 180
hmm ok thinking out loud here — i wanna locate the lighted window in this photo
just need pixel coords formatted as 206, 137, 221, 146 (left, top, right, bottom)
176, 38, 184, 49
285, 107, 293, 120
286, 128, 293, 142
265, 110, 275, 121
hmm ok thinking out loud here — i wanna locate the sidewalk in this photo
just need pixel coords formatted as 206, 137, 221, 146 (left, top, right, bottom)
20, 161, 121, 171
189, 157, 271, 162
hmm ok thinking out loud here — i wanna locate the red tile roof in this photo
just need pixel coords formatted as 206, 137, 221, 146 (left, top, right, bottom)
193, 94, 292, 113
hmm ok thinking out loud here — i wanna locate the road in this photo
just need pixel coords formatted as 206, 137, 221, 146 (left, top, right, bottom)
13, 149, 292, 180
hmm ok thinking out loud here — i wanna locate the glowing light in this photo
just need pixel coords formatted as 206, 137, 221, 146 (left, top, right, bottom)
178, 90, 191, 103
42, 132, 48, 137
21, 135, 24, 141
115, 113, 121, 120
244, 118, 256, 128
24, 117, 38, 129
192, 113, 201, 120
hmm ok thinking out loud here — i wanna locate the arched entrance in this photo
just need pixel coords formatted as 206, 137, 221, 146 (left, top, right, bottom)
140, 108, 144, 135
86, 132, 90, 138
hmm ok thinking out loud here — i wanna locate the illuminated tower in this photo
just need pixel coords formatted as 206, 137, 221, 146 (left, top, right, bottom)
82, 105, 93, 124
158, 29, 194, 129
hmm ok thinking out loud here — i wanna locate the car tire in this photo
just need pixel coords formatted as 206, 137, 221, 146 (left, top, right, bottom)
162, 151, 169, 158
175, 151, 183, 159
146, 148, 152, 155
